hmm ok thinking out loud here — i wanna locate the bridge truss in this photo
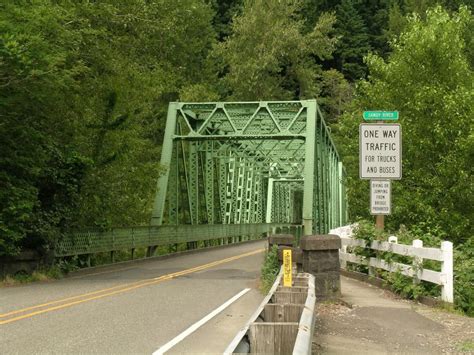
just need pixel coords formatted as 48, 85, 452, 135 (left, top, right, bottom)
151, 100, 347, 235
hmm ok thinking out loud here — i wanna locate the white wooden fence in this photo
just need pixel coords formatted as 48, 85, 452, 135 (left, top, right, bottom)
330, 225, 454, 303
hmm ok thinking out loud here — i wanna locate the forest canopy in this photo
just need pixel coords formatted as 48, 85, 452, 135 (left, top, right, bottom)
0, 0, 472, 258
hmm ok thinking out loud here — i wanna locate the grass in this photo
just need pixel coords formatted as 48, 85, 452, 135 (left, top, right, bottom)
456, 340, 474, 352
1, 266, 64, 287
260, 244, 280, 294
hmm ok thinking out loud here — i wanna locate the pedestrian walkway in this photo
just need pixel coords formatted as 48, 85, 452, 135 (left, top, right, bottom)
313, 276, 474, 354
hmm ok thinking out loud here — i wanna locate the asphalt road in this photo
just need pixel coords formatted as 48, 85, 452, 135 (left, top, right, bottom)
1, 241, 267, 354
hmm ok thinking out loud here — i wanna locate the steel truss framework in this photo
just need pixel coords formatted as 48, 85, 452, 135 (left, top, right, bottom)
151, 100, 347, 235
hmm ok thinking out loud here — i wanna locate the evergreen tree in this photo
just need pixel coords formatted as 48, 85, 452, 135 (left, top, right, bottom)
357, 0, 391, 56
333, 0, 372, 81
211, 0, 243, 39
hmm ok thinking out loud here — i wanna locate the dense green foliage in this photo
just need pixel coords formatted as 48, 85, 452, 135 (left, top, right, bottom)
0, 0, 216, 256
334, 7, 473, 313
351, 220, 473, 315
215, 0, 338, 100
261, 244, 280, 293
335, 6, 473, 244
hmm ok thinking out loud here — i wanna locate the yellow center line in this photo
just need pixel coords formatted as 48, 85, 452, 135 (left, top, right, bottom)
0, 279, 146, 319
68, 265, 138, 279
0, 249, 260, 319
0, 248, 264, 325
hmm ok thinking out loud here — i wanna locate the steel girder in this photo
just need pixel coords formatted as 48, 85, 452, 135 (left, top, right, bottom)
151, 100, 347, 235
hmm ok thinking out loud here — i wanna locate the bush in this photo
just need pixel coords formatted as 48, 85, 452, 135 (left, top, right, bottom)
261, 244, 280, 293
454, 238, 474, 316
352, 219, 472, 315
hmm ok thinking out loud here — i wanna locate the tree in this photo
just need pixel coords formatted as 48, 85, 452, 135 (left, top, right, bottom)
0, 2, 90, 255
318, 69, 353, 122
211, 0, 244, 39
333, 0, 372, 81
0, 0, 218, 255
335, 6, 473, 243
72, 0, 217, 228
215, 0, 338, 101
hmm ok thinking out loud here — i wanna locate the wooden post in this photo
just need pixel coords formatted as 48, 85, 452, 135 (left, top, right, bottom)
441, 241, 453, 303
375, 119, 387, 233
375, 214, 384, 231
412, 239, 423, 284
340, 245, 347, 269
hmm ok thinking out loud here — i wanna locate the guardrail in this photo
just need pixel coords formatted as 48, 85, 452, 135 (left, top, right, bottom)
55, 223, 298, 257
225, 267, 316, 354
337, 232, 453, 303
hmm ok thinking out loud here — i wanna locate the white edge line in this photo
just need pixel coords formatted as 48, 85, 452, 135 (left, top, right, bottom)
152, 288, 251, 355
223, 266, 284, 354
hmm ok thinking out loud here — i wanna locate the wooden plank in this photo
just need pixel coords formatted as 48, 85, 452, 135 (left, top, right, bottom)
293, 281, 308, 287
249, 322, 274, 354
415, 247, 443, 261
342, 253, 443, 286
368, 258, 441, 284
249, 323, 298, 354
264, 304, 304, 322
293, 278, 308, 283
371, 241, 443, 261
420, 269, 443, 285
275, 322, 299, 354
277, 286, 308, 293
339, 251, 365, 264
369, 258, 412, 277
340, 237, 366, 247
273, 291, 307, 304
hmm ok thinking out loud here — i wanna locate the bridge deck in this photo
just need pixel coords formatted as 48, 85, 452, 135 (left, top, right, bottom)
0, 241, 266, 354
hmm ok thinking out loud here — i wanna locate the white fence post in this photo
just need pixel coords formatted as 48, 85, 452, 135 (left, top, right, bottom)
335, 225, 454, 304
441, 241, 454, 303
340, 245, 347, 269
412, 239, 423, 284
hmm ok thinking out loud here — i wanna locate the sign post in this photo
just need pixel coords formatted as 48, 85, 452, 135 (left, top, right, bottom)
283, 249, 292, 287
360, 113, 401, 231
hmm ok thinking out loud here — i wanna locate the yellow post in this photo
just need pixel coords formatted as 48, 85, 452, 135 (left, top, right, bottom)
283, 249, 292, 287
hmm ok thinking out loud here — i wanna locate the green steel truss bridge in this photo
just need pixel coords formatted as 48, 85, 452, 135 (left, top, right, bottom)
56, 100, 347, 258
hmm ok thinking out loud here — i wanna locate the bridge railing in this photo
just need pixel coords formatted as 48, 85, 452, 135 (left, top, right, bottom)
55, 223, 299, 257
333, 227, 454, 303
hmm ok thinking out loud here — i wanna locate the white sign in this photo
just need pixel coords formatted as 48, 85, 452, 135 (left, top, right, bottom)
360, 124, 402, 179
371, 180, 391, 215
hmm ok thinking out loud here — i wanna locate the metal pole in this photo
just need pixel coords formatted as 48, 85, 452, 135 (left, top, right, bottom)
302, 100, 317, 235
375, 214, 384, 231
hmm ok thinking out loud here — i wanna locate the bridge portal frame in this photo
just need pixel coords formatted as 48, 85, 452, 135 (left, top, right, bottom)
151, 100, 347, 235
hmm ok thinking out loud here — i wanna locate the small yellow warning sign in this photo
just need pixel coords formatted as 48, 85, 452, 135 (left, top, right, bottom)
283, 249, 292, 287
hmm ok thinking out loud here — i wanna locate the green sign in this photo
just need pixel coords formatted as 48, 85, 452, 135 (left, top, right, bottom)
363, 111, 399, 121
